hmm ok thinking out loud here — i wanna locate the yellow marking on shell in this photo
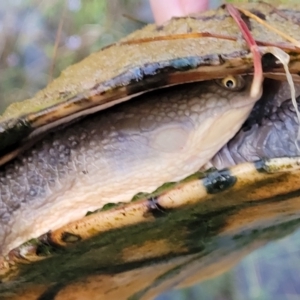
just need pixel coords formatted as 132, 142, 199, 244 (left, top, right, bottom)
263, 157, 300, 173
227, 158, 300, 203
49, 201, 156, 246
157, 179, 208, 209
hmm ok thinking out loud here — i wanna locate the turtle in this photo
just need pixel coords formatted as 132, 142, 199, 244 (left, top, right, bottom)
1, 2, 300, 299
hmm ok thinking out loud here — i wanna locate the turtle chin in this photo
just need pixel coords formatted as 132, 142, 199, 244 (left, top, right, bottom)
209, 79, 300, 169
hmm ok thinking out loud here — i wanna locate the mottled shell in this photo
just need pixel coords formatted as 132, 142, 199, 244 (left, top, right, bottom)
2, 2, 300, 300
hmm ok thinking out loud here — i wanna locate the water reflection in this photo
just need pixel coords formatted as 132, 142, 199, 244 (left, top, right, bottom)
159, 229, 300, 299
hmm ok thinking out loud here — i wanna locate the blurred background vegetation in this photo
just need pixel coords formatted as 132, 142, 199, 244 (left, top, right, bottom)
0, 0, 154, 112
1, 1, 300, 299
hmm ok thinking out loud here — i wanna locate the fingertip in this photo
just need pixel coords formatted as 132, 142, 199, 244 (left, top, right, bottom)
150, 0, 209, 25
150, 0, 181, 25
181, 0, 209, 15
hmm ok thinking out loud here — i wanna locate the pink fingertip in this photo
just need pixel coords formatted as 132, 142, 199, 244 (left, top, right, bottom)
150, 0, 209, 25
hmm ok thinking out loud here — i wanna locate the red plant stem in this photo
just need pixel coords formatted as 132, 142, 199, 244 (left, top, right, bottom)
226, 4, 263, 98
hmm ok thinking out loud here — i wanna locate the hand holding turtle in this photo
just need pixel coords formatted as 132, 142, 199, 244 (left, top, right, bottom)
150, 0, 209, 24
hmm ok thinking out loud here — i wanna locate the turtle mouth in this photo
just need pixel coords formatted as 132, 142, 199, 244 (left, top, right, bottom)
209, 79, 300, 170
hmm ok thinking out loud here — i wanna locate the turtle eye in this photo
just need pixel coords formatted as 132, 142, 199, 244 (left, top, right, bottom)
216, 75, 245, 91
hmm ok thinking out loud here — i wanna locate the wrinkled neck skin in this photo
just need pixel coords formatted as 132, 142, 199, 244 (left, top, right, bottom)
210, 80, 300, 169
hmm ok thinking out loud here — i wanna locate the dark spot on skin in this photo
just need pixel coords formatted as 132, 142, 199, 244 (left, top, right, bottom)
203, 169, 237, 194
61, 232, 82, 244
82, 170, 88, 174
156, 25, 164, 31
145, 197, 167, 218
187, 26, 192, 33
